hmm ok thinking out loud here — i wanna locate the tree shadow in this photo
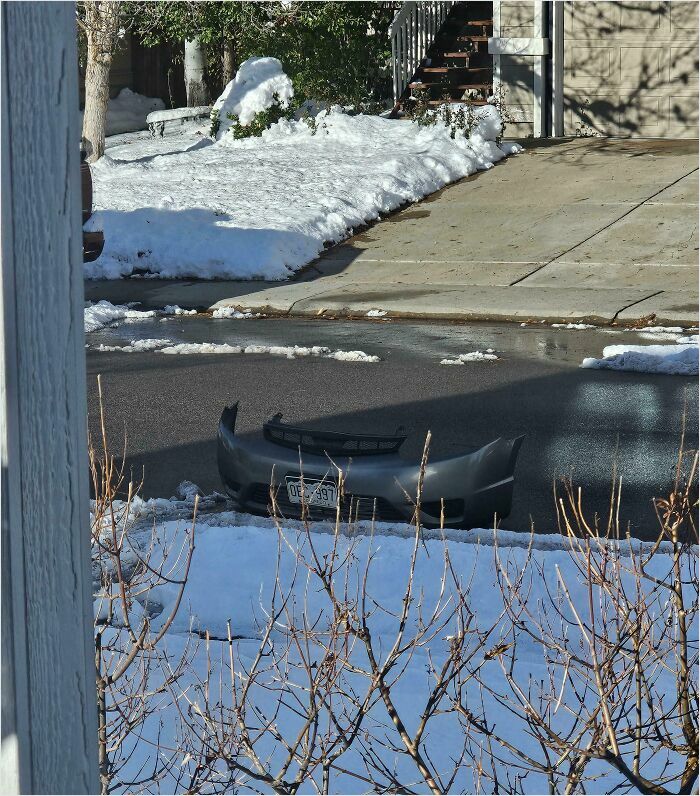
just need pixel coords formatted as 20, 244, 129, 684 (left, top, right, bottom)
501, 0, 697, 139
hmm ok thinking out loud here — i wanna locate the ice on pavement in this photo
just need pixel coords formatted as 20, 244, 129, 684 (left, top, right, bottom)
581, 342, 699, 375
158, 342, 380, 361
94, 338, 173, 353
212, 307, 260, 319
163, 305, 197, 316
440, 349, 499, 365
84, 300, 157, 332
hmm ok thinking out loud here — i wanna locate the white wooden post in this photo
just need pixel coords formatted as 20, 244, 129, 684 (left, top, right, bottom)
533, 0, 547, 138
492, 0, 501, 99
551, 0, 565, 136
0, 2, 98, 793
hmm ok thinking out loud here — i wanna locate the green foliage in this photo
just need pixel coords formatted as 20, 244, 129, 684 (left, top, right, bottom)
225, 94, 295, 139
209, 108, 220, 138
128, 1, 395, 107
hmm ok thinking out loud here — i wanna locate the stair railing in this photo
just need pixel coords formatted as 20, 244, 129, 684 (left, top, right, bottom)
390, 1, 456, 104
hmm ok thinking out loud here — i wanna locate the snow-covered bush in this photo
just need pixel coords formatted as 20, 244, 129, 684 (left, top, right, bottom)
211, 56, 295, 140
406, 88, 512, 144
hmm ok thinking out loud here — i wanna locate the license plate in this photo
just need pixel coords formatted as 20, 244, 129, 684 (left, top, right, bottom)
286, 478, 338, 509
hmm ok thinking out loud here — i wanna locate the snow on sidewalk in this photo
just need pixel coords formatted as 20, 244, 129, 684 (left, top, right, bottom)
85, 106, 519, 281
581, 342, 699, 375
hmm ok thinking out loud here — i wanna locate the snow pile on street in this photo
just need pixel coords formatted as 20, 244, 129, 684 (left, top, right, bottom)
84, 300, 204, 332
158, 342, 379, 361
212, 56, 294, 138
84, 300, 156, 332
212, 307, 260, 319
84, 88, 519, 280
102, 504, 688, 794
85, 88, 165, 136
441, 349, 499, 365
552, 323, 596, 330
366, 309, 388, 317
581, 342, 698, 375
163, 305, 197, 316
94, 338, 172, 353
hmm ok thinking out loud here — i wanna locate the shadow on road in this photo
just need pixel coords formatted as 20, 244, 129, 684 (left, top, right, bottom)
86, 350, 697, 540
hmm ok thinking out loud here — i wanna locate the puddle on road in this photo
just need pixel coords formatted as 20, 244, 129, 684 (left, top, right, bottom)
85, 315, 689, 367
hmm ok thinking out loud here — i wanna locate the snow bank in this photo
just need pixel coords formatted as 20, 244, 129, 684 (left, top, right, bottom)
85, 104, 517, 281
212, 56, 294, 138
581, 342, 698, 375
211, 307, 259, 319
84, 300, 156, 332
440, 349, 499, 365
85, 88, 165, 136
158, 342, 379, 361
552, 323, 596, 330
162, 304, 197, 316
94, 338, 172, 353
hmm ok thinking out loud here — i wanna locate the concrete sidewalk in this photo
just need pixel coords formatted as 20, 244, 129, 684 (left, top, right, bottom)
85, 137, 699, 326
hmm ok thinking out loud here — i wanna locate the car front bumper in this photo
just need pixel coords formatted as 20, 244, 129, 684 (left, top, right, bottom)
217, 406, 524, 529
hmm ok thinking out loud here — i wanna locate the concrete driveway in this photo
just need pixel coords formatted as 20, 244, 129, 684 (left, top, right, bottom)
86, 137, 699, 326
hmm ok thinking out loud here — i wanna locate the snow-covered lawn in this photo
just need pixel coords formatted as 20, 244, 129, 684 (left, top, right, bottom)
85, 107, 519, 281
581, 341, 699, 375
98, 495, 695, 794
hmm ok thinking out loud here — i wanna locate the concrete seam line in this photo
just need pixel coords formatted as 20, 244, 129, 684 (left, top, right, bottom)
611, 290, 664, 323
508, 166, 700, 288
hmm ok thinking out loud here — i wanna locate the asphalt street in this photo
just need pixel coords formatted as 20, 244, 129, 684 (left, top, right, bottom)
86, 317, 698, 539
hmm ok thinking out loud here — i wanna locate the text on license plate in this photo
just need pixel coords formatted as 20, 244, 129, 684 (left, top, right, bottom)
286, 478, 338, 509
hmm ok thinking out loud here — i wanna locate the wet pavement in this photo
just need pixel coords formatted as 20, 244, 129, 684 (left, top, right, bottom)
86, 317, 698, 540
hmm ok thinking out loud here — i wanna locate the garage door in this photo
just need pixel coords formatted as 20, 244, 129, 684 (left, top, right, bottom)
564, 1, 698, 137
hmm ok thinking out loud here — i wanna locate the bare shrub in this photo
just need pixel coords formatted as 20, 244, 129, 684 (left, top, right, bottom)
89, 409, 697, 794
90, 376, 196, 794
170, 438, 697, 794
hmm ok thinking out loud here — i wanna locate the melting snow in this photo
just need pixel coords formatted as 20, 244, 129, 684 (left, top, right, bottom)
440, 349, 499, 365
85, 104, 518, 280
158, 342, 380, 361
581, 343, 698, 375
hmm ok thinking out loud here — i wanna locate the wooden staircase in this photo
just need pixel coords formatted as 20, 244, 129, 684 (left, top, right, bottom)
396, 2, 494, 111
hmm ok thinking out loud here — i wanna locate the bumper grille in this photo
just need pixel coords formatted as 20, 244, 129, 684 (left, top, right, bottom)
248, 483, 407, 524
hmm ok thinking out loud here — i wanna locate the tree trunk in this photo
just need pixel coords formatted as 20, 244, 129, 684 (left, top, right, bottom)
222, 40, 236, 87
82, 57, 111, 163
81, 2, 121, 162
185, 37, 210, 106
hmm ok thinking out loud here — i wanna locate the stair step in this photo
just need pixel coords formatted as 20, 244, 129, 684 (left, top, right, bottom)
425, 99, 489, 106
420, 66, 492, 73
409, 82, 491, 90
